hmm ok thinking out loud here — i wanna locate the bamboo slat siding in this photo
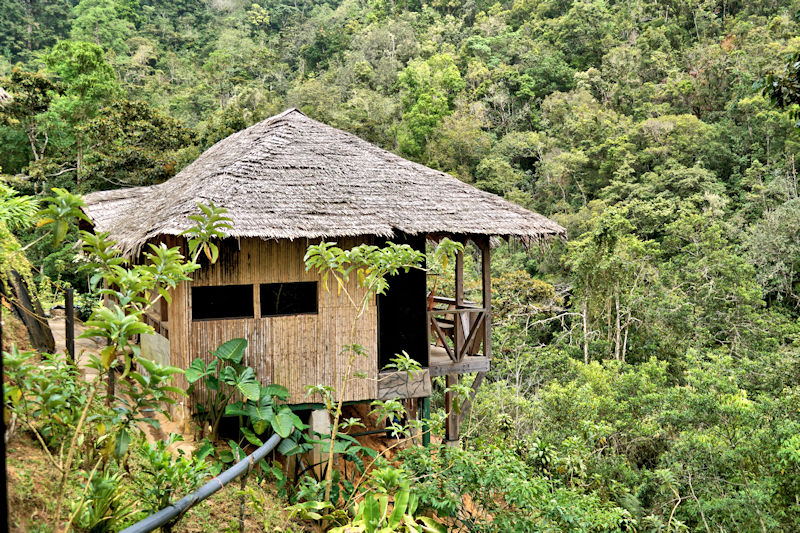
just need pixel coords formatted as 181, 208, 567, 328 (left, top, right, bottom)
169, 237, 377, 407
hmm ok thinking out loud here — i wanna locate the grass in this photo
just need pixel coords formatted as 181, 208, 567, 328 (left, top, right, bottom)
6, 430, 300, 532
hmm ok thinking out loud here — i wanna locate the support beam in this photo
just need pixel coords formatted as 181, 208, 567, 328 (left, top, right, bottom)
455, 246, 464, 306
458, 371, 486, 426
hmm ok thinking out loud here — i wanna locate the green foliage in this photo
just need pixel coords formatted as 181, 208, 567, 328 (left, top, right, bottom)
135, 433, 216, 514
330, 477, 446, 533
186, 337, 255, 438
399, 443, 634, 531
187, 338, 305, 441
763, 50, 800, 123
72, 469, 139, 533
37, 187, 89, 246
78, 99, 196, 191
0, 68, 63, 163
5, 1, 800, 530
71, 0, 136, 55
4, 348, 89, 447
182, 202, 233, 263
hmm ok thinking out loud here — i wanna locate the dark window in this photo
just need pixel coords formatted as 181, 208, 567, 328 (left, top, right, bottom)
260, 282, 317, 317
192, 285, 254, 321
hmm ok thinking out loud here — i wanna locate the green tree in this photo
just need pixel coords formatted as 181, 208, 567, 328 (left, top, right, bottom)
565, 207, 659, 364
79, 99, 195, 191
71, 0, 137, 55
0, 0, 73, 62
44, 40, 121, 185
397, 53, 465, 158
0, 68, 62, 163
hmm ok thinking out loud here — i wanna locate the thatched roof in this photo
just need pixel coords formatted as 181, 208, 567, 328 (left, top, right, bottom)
84, 109, 565, 253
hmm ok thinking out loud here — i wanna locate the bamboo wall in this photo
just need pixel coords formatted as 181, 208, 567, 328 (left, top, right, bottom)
167, 237, 378, 406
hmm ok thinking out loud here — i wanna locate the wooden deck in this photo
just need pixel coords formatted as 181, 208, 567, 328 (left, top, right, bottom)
428, 345, 490, 377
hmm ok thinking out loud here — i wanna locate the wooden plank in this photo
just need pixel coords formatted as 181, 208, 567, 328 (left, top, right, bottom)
429, 356, 491, 377
378, 369, 431, 400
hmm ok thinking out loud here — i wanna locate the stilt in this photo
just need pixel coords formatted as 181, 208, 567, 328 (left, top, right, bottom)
308, 408, 331, 477
421, 396, 431, 447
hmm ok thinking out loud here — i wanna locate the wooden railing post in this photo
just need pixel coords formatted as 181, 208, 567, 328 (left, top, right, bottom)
65, 288, 75, 363
454, 245, 464, 360
479, 236, 491, 360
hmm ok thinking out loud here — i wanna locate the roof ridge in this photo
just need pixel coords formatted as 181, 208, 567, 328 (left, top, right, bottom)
82, 108, 566, 254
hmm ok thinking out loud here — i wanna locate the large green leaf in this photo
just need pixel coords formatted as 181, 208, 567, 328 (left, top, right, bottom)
238, 381, 261, 402
388, 488, 409, 528
225, 402, 249, 417
214, 338, 247, 363
221, 366, 260, 401
247, 403, 274, 423
363, 495, 380, 533
418, 516, 447, 533
241, 427, 263, 446
271, 406, 302, 438
114, 428, 130, 459
185, 358, 209, 383
262, 384, 290, 400
252, 419, 268, 434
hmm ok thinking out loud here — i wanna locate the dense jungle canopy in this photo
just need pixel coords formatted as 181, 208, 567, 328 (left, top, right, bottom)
5, 0, 800, 531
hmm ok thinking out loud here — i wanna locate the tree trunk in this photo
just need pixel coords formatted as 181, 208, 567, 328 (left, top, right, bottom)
76, 133, 83, 186
2, 269, 55, 353
582, 299, 589, 365
614, 284, 621, 361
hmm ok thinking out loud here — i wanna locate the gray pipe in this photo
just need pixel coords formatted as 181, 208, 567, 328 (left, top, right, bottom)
120, 433, 281, 533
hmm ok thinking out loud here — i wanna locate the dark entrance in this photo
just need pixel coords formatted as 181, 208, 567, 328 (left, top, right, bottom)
377, 234, 428, 370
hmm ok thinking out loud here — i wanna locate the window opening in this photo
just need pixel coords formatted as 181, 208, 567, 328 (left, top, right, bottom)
260, 282, 317, 317
192, 284, 254, 320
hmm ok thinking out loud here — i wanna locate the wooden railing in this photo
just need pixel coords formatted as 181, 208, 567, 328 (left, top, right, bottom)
428, 296, 487, 363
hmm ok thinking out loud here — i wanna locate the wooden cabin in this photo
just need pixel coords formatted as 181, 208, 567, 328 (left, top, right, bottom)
83, 109, 565, 440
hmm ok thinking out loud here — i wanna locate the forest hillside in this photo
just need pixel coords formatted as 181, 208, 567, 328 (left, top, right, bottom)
4, 0, 800, 531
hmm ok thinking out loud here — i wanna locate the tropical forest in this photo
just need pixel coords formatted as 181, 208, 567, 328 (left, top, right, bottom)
3, 0, 800, 531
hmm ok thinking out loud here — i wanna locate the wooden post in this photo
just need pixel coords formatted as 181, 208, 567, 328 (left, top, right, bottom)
458, 236, 491, 426
65, 288, 75, 363
454, 245, 465, 360
445, 374, 459, 444
480, 236, 491, 360
0, 294, 9, 533
455, 246, 464, 307
421, 396, 431, 447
